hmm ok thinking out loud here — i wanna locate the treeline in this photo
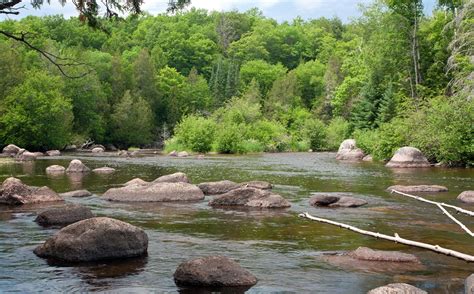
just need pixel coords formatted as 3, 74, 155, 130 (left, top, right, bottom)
0, 1, 472, 165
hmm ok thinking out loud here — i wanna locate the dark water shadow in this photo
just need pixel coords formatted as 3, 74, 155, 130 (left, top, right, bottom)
177, 285, 253, 294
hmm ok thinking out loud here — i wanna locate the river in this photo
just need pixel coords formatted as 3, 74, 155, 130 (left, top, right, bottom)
0, 152, 472, 293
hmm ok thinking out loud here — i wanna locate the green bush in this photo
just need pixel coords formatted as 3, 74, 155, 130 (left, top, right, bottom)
249, 119, 288, 152
215, 123, 246, 154
174, 115, 216, 153
304, 119, 327, 151
163, 137, 188, 153
326, 117, 350, 150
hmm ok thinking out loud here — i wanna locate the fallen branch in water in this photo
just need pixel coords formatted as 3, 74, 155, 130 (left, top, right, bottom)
298, 212, 474, 262
389, 189, 474, 217
435, 203, 474, 237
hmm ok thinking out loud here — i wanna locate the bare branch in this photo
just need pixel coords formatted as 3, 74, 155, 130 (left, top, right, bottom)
298, 212, 474, 262
0, 30, 92, 79
435, 203, 474, 237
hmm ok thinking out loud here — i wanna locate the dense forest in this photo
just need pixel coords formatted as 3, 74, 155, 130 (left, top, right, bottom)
0, 0, 472, 165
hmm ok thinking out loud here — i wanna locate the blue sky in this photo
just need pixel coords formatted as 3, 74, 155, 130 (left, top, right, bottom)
1, 0, 438, 23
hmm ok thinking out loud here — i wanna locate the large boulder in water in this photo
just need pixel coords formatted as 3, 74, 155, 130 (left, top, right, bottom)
457, 191, 474, 204
174, 256, 258, 288
0, 177, 63, 205
309, 193, 368, 208
387, 185, 448, 193
46, 165, 65, 174
35, 204, 94, 226
34, 217, 148, 262
152, 172, 189, 184
66, 159, 90, 173
103, 182, 204, 202
386, 147, 430, 168
198, 180, 239, 195
16, 150, 37, 161
2, 144, 21, 156
349, 247, 420, 263
91, 147, 104, 153
368, 283, 427, 294
336, 139, 365, 161
209, 187, 290, 208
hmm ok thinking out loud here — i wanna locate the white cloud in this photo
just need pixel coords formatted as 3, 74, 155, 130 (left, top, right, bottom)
293, 0, 325, 11
185, 0, 281, 12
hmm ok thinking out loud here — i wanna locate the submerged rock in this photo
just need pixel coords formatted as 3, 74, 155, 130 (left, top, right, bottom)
387, 185, 448, 193
386, 147, 430, 168
349, 247, 420, 263
0, 177, 63, 205
59, 189, 92, 198
466, 274, 474, 294
368, 283, 427, 294
209, 187, 290, 208
92, 167, 116, 174
198, 180, 239, 195
34, 217, 148, 262
46, 150, 61, 156
152, 172, 189, 184
103, 182, 204, 202
66, 159, 90, 173
46, 165, 65, 174
457, 191, 474, 204
240, 181, 272, 190
2, 144, 21, 156
35, 204, 94, 226
124, 178, 149, 186
309, 193, 368, 208
174, 256, 258, 288
336, 139, 365, 161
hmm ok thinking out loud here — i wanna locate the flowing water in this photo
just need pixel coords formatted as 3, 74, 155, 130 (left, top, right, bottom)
0, 152, 472, 293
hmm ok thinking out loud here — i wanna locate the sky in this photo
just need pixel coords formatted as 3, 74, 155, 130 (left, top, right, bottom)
1, 0, 438, 23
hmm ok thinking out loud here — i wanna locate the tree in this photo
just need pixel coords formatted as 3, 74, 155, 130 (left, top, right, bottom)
239, 60, 287, 95
0, 71, 73, 150
110, 90, 154, 147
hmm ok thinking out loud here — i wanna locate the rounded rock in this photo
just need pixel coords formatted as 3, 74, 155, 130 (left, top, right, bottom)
368, 283, 427, 294
2, 144, 21, 156
35, 204, 94, 226
198, 180, 239, 195
386, 147, 430, 168
59, 189, 92, 198
46, 150, 61, 156
174, 255, 257, 288
209, 187, 291, 208
349, 247, 420, 263
46, 165, 65, 174
103, 182, 205, 202
153, 172, 189, 184
457, 191, 474, 204
66, 159, 90, 173
34, 217, 148, 262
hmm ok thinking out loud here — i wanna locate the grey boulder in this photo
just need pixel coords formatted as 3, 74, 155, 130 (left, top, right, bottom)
386, 147, 430, 168
174, 256, 257, 288
35, 204, 94, 226
152, 172, 189, 184
209, 187, 290, 208
46, 165, 65, 174
349, 247, 420, 263
46, 150, 61, 156
387, 185, 448, 193
240, 181, 272, 190
198, 180, 239, 195
368, 283, 427, 294
310, 193, 368, 208
34, 217, 148, 262
59, 189, 92, 198
103, 182, 204, 202
336, 139, 365, 161
66, 159, 90, 173
124, 178, 150, 186
92, 167, 116, 174
457, 191, 474, 204
2, 144, 21, 156
0, 177, 63, 205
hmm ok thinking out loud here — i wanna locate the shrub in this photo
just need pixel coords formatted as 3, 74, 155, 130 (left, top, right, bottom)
249, 119, 288, 152
326, 117, 350, 150
174, 115, 216, 153
304, 118, 328, 151
215, 123, 246, 154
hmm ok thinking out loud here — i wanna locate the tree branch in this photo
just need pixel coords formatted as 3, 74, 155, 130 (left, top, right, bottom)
435, 203, 474, 237
0, 30, 92, 79
389, 189, 474, 217
298, 212, 474, 262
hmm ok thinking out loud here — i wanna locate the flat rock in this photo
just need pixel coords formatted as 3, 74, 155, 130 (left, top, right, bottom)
66, 159, 90, 173
174, 255, 258, 288
309, 193, 367, 208
240, 181, 272, 190
91, 147, 104, 153
457, 191, 474, 204
386, 147, 430, 168
0, 177, 63, 205
46, 165, 65, 174
124, 178, 150, 186
35, 204, 94, 226
349, 247, 420, 263
34, 217, 148, 262
103, 182, 205, 202
2, 144, 21, 156
46, 150, 61, 156
336, 139, 365, 161
209, 187, 291, 208
152, 172, 189, 184
387, 185, 448, 193
177, 151, 189, 157
59, 190, 92, 198
92, 167, 116, 174
198, 180, 239, 195
368, 283, 427, 294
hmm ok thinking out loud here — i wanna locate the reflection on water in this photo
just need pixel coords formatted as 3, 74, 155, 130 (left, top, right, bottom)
0, 152, 473, 293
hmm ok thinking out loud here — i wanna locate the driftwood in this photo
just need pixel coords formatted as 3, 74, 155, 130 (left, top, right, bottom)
435, 203, 474, 237
389, 189, 474, 217
298, 212, 474, 262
